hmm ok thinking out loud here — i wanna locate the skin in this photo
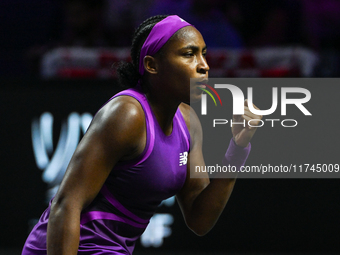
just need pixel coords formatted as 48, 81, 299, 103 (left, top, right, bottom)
46, 26, 262, 254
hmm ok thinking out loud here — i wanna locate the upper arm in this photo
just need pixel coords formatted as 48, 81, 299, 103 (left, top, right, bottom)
176, 104, 209, 217
52, 96, 146, 212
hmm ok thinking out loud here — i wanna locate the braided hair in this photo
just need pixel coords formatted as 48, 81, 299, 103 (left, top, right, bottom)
116, 15, 169, 88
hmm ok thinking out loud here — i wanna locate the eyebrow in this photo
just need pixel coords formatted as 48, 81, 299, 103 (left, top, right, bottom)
181, 45, 207, 51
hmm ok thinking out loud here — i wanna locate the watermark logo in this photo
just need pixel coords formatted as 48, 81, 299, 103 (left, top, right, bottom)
197, 83, 222, 115
193, 78, 312, 128
189, 78, 340, 179
200, 84, 311, 116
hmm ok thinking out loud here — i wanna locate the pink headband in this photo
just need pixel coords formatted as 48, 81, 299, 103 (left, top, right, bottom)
138, 15, 193, 75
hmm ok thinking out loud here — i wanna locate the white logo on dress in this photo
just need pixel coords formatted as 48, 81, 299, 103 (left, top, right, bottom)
179, 151, 188, 166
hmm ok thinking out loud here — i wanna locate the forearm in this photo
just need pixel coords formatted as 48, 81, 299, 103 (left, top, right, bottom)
186, 178, 236, 236
186, 139, 251, 235
47, 202, 81, 255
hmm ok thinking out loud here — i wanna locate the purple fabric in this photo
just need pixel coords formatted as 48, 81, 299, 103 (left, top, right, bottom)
80, 211, 148, 228
138, 15, 192, 75
104, 87, 190, 221
175, 112, 189, 150
223, 138, 251, 171
105, 88, 155, 166
100, 185, 149, 224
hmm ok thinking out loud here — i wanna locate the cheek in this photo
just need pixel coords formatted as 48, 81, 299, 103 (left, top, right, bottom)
175, 60, 196, 77
160, 56, 196, 80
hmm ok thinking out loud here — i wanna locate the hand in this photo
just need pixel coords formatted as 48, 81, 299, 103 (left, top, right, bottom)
232, 99, 262, 147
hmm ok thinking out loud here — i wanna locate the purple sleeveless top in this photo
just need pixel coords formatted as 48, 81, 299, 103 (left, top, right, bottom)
22, 87, 191, 254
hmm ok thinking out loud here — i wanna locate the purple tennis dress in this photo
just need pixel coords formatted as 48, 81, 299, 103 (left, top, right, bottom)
22, 86, 250, 255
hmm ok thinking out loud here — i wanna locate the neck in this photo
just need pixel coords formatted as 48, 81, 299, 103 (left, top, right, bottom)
142, 83, 180, 136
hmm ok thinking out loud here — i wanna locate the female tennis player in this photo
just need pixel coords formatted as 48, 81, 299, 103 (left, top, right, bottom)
22, 15, 262, 254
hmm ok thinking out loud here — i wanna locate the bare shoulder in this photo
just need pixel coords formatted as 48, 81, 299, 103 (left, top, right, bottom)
94, 95, 145, 132
86, 95, 147, 159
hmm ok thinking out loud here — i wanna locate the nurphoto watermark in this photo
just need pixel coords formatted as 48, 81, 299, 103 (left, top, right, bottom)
190, 78, 339, 178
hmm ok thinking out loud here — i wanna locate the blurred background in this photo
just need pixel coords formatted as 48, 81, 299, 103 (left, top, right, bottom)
1, 0, 340, 254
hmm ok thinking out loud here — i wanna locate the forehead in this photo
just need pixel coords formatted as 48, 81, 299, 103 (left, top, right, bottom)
167, 26, 206, 49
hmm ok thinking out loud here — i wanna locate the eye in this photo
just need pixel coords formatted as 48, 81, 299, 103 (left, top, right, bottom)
183, 52, 194, 57
202, 51, 207, 58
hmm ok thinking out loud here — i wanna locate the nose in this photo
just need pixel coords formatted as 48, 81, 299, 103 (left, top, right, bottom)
197, 54, 209, 74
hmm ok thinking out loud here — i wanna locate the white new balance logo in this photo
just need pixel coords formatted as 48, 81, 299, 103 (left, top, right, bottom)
179, 152, 188, 166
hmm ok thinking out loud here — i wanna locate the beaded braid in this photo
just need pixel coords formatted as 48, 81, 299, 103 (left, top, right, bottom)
116, 15, 169, 88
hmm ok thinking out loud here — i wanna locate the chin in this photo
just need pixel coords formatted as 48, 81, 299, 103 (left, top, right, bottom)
189, 91, 203, 104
